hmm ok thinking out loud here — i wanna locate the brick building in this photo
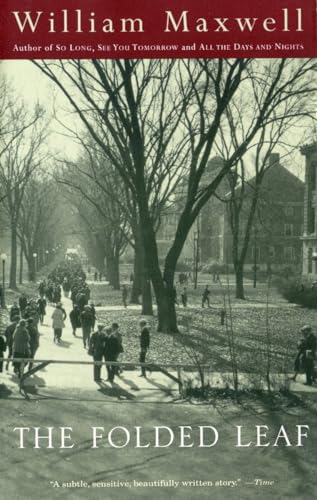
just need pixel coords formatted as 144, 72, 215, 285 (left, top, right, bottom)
200, 154, 304, 271
301, 143, 317, 277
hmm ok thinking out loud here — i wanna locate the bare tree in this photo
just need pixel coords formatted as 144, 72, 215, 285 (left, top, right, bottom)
0, 101, 47, 288
216, 78, 315, 298
57, 155, 129, 290
17, 176, 59, 281
33, 58, 317, 331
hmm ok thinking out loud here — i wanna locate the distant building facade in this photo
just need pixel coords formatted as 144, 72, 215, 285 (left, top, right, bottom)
157, 154, 304, 272
200, 154, 304, 271
301, 143, 317, 277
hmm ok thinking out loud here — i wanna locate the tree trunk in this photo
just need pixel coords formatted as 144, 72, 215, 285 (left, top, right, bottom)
106, 248, 120, 290
19, 245, 23, 285
156, 289, 178, 332
141, 269, 153, 315
235, 264, 245, 299
28, 257, 36, 282
9, 223, 18, 289
130, 247, 142, 304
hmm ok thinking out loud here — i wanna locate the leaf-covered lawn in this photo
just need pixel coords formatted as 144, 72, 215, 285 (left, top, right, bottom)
4, 280, 316, 375
91, 281, 317, 374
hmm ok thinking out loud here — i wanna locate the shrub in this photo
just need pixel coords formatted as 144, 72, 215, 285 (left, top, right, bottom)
278, 278, 317, 308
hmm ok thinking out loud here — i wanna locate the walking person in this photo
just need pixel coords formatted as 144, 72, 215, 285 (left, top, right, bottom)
301, 325, 317, 386
70, 305, 81, 337
89, 324, 106, 382
37, 296, 47, 325
80, 305, 94, 349
112, 322, 124, 375
4, 316, 20, 371
104, 327, 120, 383
0, 334, 6, 373
19, 293, 28, 317
27, 318, 39, 371
139, 319, 150, 377
292, 331, 306, 381
90, 302, 97, 331
181, 287, 188, 307
202, 285, 211, 308
12, 319, 31, 378
122, 285, 128, 308
10, 302, 20, 322
51, 303, 66, 343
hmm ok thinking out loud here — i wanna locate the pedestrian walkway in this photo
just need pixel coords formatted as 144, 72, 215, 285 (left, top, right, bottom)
0, 295, 315, 401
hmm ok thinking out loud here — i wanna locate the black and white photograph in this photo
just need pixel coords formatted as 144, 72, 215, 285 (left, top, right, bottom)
0, 46, 317, 500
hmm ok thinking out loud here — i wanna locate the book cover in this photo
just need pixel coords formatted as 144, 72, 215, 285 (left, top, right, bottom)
0, 1, 316, 499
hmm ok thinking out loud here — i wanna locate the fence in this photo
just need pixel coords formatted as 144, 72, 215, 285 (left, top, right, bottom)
1, 357, 211, 398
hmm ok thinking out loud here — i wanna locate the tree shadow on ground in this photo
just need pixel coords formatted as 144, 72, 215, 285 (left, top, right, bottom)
145, 377, 177, 397
97, 381, 135, 400
118, 374, 140, 391
0, 383, 12, 398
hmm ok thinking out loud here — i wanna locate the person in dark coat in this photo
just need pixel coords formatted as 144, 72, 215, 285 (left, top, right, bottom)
70, 305, 81, 337
90, 303, 96, 331
38, 281, 46, 296
139, 319, 150, 377
112, 322, 124, 375
202, 285, 211, 308
89, 324, 106, 382
4, 316, 20, 371
70, 287, 78, 306
104, 328, 120, 383
53, 285, 62, 304
19, 294, 28, 316
181, 288, 188, 307
292, 332, 305, 381
12, 319, 31, 378
0, 334, 6, 373
300, 325, 317, 385
27, 318, 39, 371
80, 306, 94, 349
62, 278, 71, 297
122, 285, 128, 308
37, 296, 47, 325
10, 302, 20, 322
77, 291, 87, 310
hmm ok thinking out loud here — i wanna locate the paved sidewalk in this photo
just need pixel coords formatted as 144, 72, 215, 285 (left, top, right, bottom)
1, 296, 315, 400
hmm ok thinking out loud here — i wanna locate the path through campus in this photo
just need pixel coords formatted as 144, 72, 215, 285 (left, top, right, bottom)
1, 292, 317, 400
1, 295, 183, 402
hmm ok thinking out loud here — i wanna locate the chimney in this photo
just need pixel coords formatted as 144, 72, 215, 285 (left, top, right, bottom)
269, 153, 280, 167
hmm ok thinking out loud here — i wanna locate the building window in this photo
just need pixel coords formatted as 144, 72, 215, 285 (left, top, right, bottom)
284, 206, 294, 217
284, 224, 293, 236
284, 247, 295, 261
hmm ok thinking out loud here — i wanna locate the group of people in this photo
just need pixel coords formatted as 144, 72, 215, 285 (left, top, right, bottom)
0, 294, 43, 377
172, 284, 211, 308
89, 319, 150, 383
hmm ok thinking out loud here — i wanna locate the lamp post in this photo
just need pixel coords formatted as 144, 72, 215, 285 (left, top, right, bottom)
1, 253, 7, 308
194, 231, 199, 289
45, 250, 49, 264
33, 252, 38, 280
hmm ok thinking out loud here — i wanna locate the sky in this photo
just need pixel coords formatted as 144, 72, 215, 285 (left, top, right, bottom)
2, 60, 82, 161
1, 59, 309, 180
